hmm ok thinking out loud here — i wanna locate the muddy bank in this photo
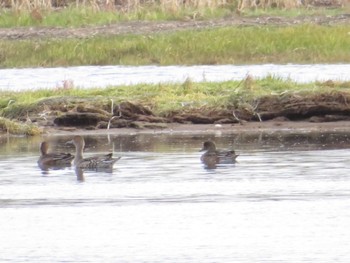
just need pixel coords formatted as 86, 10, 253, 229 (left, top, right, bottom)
3, 90, 350, 135
40, 121, 350, 137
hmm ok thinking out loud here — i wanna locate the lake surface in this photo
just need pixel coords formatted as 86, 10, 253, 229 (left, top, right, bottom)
1, 64, 350, 91
1, 131, 350, 262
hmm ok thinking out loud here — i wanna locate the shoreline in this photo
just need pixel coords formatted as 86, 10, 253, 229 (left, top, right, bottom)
40, 121, 350, 136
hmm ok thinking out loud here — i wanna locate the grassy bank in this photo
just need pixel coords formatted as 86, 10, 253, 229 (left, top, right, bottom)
1, 77, 350, 134
1, 24, 350, 67
1, 77, 349, 117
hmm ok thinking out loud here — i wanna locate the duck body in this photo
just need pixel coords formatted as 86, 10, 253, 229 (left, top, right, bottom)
68, 136, 121, 169
75, 153, 121, 169
200, 141, 238, 168
38, 141, 74, 169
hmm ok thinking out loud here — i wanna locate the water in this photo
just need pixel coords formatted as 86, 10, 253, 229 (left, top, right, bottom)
1, 132, 350, 262
1, 64, 350, 91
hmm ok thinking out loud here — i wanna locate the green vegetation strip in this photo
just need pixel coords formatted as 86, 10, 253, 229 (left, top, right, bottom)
1, 77, 350, 135
0, 5, 346, 28
1, 77, 350, 117
1, 24, 350, 67
0, 6, 235, 27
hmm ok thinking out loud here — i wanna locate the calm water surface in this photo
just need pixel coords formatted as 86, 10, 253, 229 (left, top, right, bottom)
1, 64, 350, 90
1, 132, 350, 262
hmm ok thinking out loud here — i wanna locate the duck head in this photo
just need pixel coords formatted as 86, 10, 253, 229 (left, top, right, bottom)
200, 141, 217, 152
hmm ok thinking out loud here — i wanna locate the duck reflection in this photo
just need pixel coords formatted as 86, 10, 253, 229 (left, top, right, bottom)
74, 166, 115, 182
75, 167, 85, 182
200, 141, 238, 169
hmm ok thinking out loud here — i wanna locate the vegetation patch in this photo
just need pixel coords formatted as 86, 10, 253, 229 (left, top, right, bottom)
0, 117, 41, 135
1, 23, 350, 67
1, 78, 350, 133
0, 0, 345, 28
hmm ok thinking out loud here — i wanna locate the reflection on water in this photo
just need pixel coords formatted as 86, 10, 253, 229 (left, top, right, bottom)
1, 132, 350, 262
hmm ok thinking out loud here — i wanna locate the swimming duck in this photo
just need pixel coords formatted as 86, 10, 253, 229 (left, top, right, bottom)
200, 141, 238, 168
38, 141, 74, 169
68, 135, 121, 169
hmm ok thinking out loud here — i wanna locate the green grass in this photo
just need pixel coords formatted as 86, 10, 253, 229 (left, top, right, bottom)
0, 4, 346, 28
1, 77, 350, 116
0, 5, 235, 28
0, 117, 41, 135
1, 77, 349, 135
1, 24, 350, 67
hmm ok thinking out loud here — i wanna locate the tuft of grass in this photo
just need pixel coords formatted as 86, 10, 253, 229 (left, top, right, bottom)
1, 24, 350, 67
0, 117, 41, 135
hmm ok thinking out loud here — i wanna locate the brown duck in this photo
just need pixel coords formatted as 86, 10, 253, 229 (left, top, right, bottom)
38, 141, 74, 169
200, 141, 238, 168
68, 136, 121, 169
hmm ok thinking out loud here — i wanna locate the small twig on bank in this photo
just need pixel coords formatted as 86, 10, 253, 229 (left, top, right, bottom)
107, 104, 122, 130
110, 98, 114, 114
232, 110, 240, 122
255, 112, 262, 122
251, 99, 262, 122
107, 116, 120, 130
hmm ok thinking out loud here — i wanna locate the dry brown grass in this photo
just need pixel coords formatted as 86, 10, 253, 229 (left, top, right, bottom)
237, 0, 302, 10
237, 0, 346, 10
5, 0, 52, 10
6, 0, 337, 11
1, 0, 346, 12
1, 0, 234, 10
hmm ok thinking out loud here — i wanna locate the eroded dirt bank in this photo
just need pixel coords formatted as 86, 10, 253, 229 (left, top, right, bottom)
4, 90, 350, 135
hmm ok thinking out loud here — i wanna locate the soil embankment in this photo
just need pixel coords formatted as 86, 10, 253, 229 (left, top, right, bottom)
7, 90, 350, 134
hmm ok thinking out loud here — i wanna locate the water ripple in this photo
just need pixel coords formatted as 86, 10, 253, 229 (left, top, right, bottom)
2, 134, 350, 262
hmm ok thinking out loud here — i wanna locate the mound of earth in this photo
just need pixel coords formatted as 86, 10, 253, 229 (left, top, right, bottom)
7, 91, 350, 132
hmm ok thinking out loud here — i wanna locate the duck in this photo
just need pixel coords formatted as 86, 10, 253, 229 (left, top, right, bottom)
38, 141, 74, 169
67, 135, 121, 169
200, 141, 238, 168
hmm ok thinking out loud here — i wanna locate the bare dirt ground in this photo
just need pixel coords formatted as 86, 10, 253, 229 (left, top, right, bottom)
1, 14, 350, 40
